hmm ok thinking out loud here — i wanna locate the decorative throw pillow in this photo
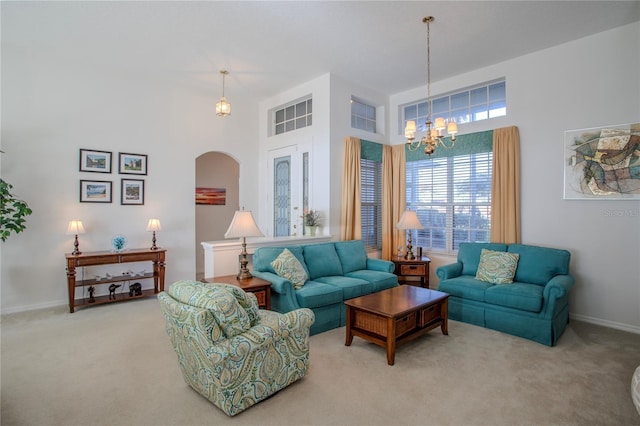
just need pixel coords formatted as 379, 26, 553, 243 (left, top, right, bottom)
271, 248, 308, 289
475, 248, 520, 284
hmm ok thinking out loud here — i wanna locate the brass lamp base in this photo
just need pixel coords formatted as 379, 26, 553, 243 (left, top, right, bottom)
404, 234, 416, 260
236, 237, 253, 280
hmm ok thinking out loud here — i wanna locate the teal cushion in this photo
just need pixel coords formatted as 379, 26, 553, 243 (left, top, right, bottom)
315, 276, 372, 299
303, 243, 344, 280
345, 270, 398, 292
475, 249, 520, 284
271, 248, 309, 289
458, 243, 508, 276
334, 240, 368, 274
437, 276, 493, 302
294, 280, 344, 309
507, 244, 571, 286
253, 246, 307, 275
485, 282, 544, 312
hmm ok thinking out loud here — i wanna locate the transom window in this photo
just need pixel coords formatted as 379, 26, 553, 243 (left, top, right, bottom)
406, 152, 492, 253
351, 97, 376, 133
273, 97, 313, 136
403, 79, 506, 133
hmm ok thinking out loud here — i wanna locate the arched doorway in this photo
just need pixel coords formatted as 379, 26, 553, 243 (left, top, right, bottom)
195, 151, 239, 281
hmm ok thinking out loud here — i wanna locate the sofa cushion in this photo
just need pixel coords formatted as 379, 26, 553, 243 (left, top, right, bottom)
437, 276, 494, 302
476, 249, 520, 284
507, 244, 571, 286
303, 243, 344, 280
168, 280, 251, 338
215, 283, 261, 327
484, 282, 544, 312
315, 276, 372, 299
458, 243, 508, 276
253, 246, 307, 275
345, 270, 398, 292
271, 248, 309, 289
294, 280, 344, 309
334, 240, 368, 274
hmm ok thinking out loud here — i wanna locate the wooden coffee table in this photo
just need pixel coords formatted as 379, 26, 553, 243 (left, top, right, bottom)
344, 286, 449, 365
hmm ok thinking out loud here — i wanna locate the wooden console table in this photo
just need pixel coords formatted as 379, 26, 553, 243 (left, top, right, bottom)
65, 248, 166, 313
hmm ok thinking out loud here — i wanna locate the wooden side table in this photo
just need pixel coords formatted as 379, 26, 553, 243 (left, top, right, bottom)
204, 275, 271, 310
392, 256, 431, 288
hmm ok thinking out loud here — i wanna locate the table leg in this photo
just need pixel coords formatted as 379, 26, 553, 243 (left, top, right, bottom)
386, 317, 396, 365
345, 306, 354, 346
441, 298, 449, 335
66, 262, 76, 313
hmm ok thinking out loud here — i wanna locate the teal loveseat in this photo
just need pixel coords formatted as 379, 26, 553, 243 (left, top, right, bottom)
436, 243, 574, 346
252, 240, 398, 335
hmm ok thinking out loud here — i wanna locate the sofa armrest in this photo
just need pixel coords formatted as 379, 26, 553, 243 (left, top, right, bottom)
366, 258, 395, 273
251, 270, 302, 313
436, 262, 463, 281
540, 274, 575, 318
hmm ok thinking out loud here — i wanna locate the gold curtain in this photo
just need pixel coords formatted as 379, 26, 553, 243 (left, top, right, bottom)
382, 144, 406, 260
491, 126, 521, 244
341, 136, 362, 240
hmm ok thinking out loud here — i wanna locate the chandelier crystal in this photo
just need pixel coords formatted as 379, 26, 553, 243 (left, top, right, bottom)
216, 70, 231, 117
405, 16, 458, 156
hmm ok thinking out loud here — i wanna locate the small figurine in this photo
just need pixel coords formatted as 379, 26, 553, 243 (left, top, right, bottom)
88, 286, 96, 303
129, 282, 142, 297
109, 283, 121, 300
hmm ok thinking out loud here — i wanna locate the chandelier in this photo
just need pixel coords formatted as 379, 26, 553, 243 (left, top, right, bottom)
216, 70, 231, 117
405, 16, 458, 156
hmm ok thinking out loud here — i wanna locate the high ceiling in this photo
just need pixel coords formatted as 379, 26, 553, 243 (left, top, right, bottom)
4, 1, 640, 99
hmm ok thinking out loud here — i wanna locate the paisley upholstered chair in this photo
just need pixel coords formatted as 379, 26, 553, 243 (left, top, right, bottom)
158, 280, 315, 416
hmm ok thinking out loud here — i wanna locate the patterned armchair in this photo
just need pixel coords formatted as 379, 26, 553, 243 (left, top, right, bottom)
158, 280, 315, 416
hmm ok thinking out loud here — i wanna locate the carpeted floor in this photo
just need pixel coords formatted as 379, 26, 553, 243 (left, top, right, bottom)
1, 298, 639, 425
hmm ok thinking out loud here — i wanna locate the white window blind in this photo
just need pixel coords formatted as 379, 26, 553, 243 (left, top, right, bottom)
406, 152, 492, 253
361, 158, 382, 250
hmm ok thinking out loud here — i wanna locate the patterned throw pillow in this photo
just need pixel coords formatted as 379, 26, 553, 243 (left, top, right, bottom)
475, 248, 520, 284
271, 248, 308, 289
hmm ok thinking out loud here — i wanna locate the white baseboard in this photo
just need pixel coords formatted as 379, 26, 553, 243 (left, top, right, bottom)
570, 313, 640, 335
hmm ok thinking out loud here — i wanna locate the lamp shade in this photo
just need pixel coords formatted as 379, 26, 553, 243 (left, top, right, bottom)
146, 218, 161, 232
66, 220, 85, 235
404, 120, 417, 139
224, 210, 264, 238
396, 211, 424, 230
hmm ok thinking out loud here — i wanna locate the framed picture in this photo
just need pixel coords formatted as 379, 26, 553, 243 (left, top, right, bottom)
121, 179, 145, 205
195, 187, 226, 205
564, 122, 640, 200
79, 149, 112, 173
80, 180, 112, 203
118, 152, 147, 175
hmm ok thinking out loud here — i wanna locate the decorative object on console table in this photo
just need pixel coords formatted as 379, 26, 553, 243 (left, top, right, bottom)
302, 209, 321, 237
203, 275, 271, 310
392, 255, 431, 288
146, 218, 161, 250
66, 220, 85, 255
224, 208, 264, 280
65, 248, 166, 313
396, 210, 424, 260
112, 235, 127, 252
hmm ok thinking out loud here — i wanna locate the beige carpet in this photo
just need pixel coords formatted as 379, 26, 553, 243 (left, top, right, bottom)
2, 298, 639, 426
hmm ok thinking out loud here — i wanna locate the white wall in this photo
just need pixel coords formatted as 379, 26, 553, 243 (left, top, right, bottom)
390, 22, 640, 332
1, 4, 262, 313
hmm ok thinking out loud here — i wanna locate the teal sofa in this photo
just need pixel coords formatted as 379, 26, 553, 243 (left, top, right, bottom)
436, 243, 574, 346
252, 240, 398, 335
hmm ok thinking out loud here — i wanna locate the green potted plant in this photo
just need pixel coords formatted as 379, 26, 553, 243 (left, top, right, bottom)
303, 209, 321, 237
1, 178, 32, 242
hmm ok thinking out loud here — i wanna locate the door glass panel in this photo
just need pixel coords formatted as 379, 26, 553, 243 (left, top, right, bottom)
273, 156, 291, 237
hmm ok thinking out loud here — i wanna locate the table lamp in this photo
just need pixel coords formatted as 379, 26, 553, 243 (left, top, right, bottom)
396, 210, 424, 260
224, 209, 264, 279
66, 220, 86, 255
146, 218, 161, 250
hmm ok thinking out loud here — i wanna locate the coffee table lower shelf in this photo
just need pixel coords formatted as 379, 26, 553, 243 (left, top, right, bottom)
344, 286, 449, 365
